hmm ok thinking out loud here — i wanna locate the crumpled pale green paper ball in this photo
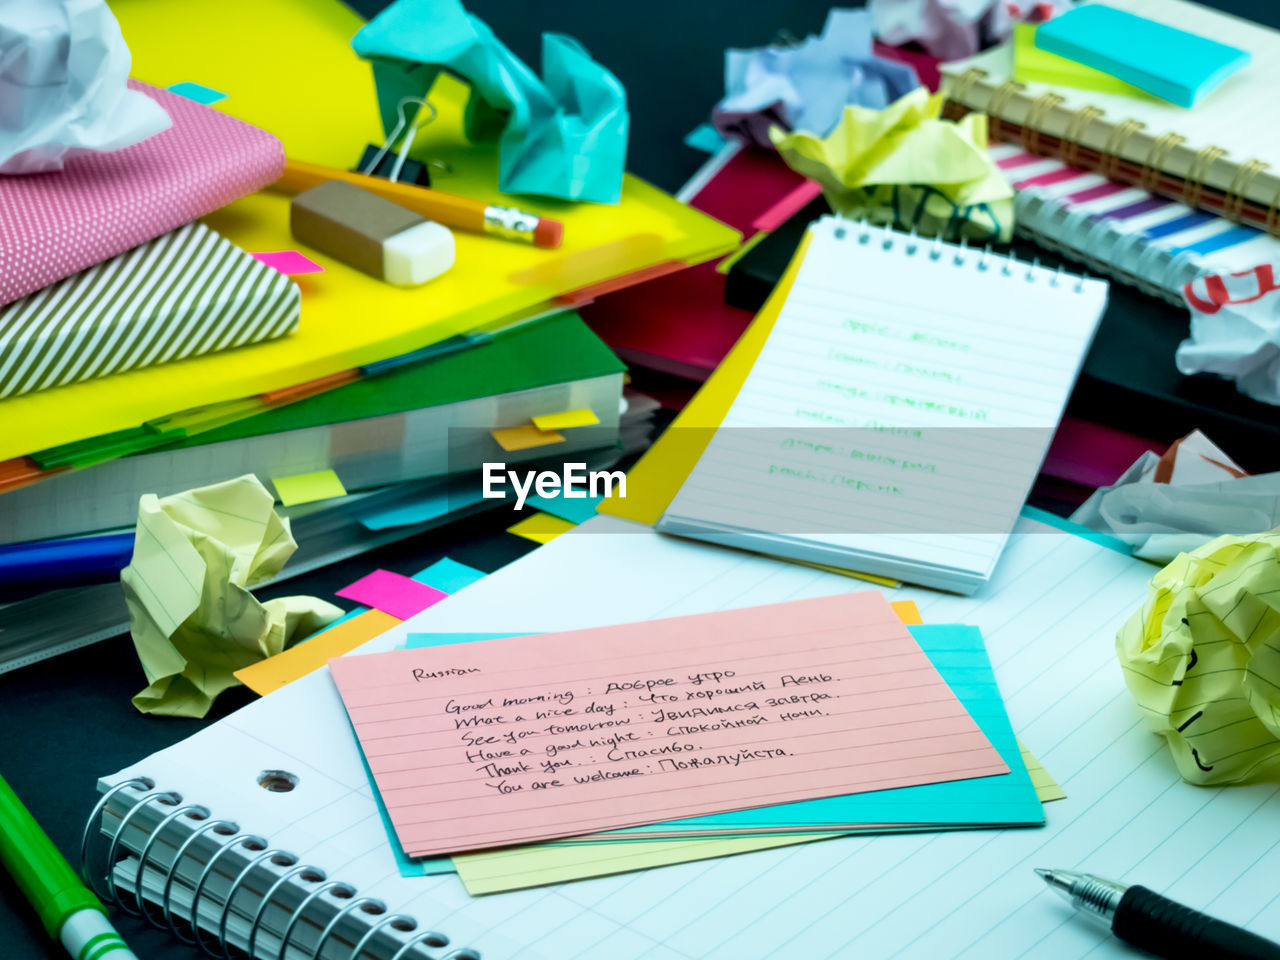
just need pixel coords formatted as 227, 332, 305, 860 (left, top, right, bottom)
1116, 531, 1280, 785
121, 474, 342, 717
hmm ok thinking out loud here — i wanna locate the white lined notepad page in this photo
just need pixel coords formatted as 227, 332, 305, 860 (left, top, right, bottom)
109, 515, 1280, 959
660, 218, 1107, 591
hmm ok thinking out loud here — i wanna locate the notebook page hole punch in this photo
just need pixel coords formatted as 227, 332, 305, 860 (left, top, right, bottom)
188, 834, 268, 951
216, 849, 297, 958
905, 227, 919, 256
312, 898, 387, 959
954, 236, 969, 267
278, 880, 356, 960
1026, 257, 1041, 281
133, 803, 210, 923
929, 233, 944, 260
361, 96, 438, 185
246, 862, 325, 958
347, 913, 417, 960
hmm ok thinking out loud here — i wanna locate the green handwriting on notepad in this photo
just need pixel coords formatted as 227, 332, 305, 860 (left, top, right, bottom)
428, 668, 847, 795
779, 437, 938, 474
843, 318, 972, 352
768, 465, 904, 495
828, 349, 963, 384
815, 380, 990, 421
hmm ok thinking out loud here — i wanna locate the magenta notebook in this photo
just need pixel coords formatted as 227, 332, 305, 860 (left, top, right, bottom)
0, 81, 284, 307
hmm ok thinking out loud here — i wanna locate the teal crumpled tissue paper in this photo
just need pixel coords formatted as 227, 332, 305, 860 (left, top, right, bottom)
352, 0, 628, 204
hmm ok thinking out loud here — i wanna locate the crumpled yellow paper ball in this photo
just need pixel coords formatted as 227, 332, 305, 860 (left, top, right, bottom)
121, 474, 343, 717
770, 87, 1014, 242
1116, 531, 1280, 785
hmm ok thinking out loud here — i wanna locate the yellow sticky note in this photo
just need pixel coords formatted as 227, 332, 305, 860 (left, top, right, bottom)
454, 834, 835, 895
1017, 739, 1066, 803
490, 425, 566, 452
272, 469, 347, 506
507, 512, 576, 544
1013, 23, 1154, 99
235, 608, 401, 696
531, 409, 600, 431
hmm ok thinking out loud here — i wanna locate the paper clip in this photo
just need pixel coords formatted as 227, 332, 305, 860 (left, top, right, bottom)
361, 96, 439, 184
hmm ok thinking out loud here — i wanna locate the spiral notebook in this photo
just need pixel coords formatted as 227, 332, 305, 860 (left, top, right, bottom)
995, 140, 1280, 306
656, 217, 1108, 594
942, 0, 1280, 232
86, 512, 1280, 959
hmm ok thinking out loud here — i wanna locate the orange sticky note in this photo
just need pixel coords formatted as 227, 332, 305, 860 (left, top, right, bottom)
235, 608, 400, 695
329, 591, 1007, 857
490, 424, 566, 451
890, 600, 923, 625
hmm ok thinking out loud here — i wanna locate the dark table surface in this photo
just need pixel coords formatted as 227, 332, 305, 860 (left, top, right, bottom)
3, 0, 1279, 957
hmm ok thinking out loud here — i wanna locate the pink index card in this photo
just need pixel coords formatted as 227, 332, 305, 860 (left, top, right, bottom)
328, 591, 1008, 857
335, 569, 447, 620
250, 250, 325, 275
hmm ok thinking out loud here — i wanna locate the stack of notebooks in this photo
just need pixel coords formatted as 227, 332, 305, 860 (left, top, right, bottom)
0, 0, 738, 664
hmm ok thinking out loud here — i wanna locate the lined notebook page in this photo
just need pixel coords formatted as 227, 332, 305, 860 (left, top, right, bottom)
110, 515, 1280, 959
662, 218, 1106, 585
332, 594, 1006, 856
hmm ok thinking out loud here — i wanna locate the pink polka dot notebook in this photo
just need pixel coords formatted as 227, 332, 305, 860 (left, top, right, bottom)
0, 81, 285, 308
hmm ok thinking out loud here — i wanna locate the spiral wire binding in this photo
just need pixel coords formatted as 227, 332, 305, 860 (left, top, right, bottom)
828, 219, 1092, 296
83, 779, 477, 959
945, 67, 1280, 235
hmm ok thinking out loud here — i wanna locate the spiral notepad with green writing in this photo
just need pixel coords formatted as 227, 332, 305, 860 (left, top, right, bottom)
658, 217, 1108, 594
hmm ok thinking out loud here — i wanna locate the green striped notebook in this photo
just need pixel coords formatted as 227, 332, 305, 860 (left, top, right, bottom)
0, 222, 299, 399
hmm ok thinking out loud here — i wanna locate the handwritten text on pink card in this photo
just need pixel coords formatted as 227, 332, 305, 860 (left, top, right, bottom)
329, 592, 1007, 856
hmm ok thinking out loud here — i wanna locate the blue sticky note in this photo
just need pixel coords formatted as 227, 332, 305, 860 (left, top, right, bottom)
410, 557, 488, 595
166, 81, 228, 105
356, 481, 491, 530
525, 492, 603, 525
684, 123, 728, 154
405, 631, 525, 649
605, 624, 1043, 835
1035, 6, 1250, 108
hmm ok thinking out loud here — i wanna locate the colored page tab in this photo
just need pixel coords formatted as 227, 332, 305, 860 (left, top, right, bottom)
1012, 23, 1152, 98
525, 493, 604, 525
490, 424, 565, 452
412, 557, 487, 594
336, 569, 449, 620
507, 512, 576, 544
166, 81, 228, 104
531, 409, 599, 431
251, 250, 325, 275
272, 469, 347, 506
328, 592, 1008, 857
235, 609, 401, 695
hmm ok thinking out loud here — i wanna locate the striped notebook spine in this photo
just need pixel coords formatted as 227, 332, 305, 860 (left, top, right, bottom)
0, 224, 300, 400
991, 141, 1280, 306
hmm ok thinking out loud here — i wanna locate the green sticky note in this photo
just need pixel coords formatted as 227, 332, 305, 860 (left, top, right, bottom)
272, 469, 347, 506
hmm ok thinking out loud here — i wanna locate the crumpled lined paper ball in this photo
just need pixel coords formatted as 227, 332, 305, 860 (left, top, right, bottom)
121, 474, 342, 717
1116, 531, 1280, 785
772, 88, 1013, 242
0, 0, 170, 173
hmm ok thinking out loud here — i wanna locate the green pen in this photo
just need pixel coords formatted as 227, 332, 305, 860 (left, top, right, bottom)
0, 773, 138, 960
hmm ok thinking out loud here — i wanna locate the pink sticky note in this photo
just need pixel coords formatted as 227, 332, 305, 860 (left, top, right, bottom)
335, 569, 446, 620
750, 179, 824, 233
250, 250, 325, 275
329, 592, 1007, 857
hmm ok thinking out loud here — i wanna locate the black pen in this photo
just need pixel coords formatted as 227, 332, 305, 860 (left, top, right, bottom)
1036, 867, 1280, 959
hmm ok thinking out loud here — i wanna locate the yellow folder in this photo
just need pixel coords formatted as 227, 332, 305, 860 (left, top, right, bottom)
0, 0, 737, 462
